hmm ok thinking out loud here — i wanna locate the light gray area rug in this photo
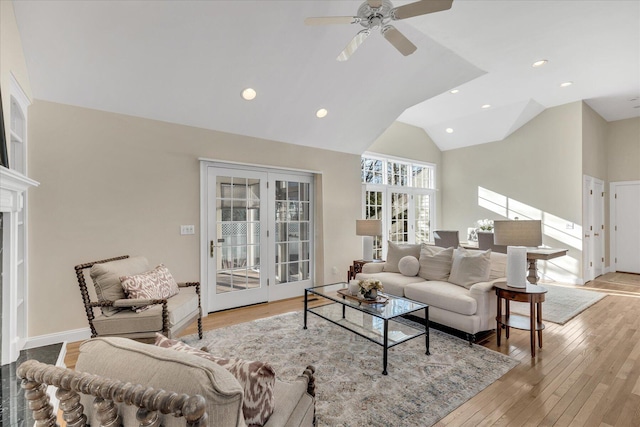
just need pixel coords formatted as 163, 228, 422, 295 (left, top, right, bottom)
183, 308, 518, 427
509, 284, 606, 325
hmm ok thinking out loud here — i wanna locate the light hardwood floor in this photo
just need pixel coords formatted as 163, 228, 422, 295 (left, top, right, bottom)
64, 273, 640, 426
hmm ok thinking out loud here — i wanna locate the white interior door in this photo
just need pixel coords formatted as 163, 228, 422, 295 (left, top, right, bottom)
583, 176, 594, 281
593, 179, 605, 277
207, 167, 268, 311
611, 181, 640, 274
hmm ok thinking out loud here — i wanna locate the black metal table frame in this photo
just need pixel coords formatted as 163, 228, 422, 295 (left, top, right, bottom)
304, 287, 430, 375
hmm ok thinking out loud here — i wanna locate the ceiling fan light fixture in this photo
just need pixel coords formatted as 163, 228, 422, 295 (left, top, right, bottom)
241, 88, 257, 101
532, 59, 548, 68
446, 128, 454, 134
316, 108, 328, 118
560, 81, 573, 88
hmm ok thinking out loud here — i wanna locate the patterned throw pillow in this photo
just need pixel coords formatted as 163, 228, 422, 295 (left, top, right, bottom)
120, 264, 180, 312
154, 334, 276, 427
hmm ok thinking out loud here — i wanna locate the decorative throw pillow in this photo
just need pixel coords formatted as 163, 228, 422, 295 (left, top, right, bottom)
398, 255, 420, 276
120, 264, 180, 312
418, 246, 454, 281
448, 248, 492, 289
89, 256, 150, 317
155, 334, 276, 427
383, 241, 421, 273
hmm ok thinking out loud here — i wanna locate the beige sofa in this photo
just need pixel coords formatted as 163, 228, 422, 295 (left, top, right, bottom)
356, 244, 507, 344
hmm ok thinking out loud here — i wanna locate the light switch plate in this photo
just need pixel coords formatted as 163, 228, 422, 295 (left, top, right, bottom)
180, 225, 195, 235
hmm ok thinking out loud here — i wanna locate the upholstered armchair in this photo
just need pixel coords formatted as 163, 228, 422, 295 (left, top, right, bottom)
75, 255, 203, 340
477, 231, 508, 254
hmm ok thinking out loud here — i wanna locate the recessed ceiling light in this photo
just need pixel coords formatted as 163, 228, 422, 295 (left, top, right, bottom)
446, 128, 454, 134
316, 108, 328, 118
450, 89, 459, 94
560, 81, 573, 87
481, 104, 491, 109
241, 88, 257, 101
532, 59, 548, 67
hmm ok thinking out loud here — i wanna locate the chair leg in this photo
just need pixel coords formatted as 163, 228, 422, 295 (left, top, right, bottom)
198, 315, 203, 339
467, 333, 475, 346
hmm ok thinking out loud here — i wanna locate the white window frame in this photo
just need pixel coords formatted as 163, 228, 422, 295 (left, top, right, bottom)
361, 153, 437, 259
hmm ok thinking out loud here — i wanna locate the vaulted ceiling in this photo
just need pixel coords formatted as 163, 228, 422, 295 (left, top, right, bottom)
12, 0, 640, 154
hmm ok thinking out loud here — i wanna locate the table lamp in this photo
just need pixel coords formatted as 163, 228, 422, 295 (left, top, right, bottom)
356, 219, 382, 261
494, 220, 542, 288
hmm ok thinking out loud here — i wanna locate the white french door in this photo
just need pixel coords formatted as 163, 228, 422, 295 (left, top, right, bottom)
583, 175, 605, 282
203, 163, 314, 312
207, 167, 268, 311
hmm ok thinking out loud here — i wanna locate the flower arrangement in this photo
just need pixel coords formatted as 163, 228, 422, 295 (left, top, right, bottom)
358, 278, 383, 298
476, 219, 494, 231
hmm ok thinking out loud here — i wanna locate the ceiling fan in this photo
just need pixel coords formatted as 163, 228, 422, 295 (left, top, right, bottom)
305, 0, 453, 61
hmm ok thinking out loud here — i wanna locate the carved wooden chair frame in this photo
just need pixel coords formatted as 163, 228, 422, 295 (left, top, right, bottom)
18, 359, 208, 427
75, 255, 203, 339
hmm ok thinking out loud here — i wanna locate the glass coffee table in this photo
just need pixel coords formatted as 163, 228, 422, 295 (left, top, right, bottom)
304, 282, 429, 375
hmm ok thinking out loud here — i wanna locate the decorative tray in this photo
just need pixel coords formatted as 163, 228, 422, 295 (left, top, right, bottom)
337, 289, 389, 305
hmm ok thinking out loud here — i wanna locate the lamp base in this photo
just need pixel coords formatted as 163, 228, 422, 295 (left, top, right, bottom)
362, 236, 374, 261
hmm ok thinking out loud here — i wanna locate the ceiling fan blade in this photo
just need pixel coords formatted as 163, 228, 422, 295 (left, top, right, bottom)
337, 30, 371, 62
367, 0, 383, 7
391, 0, 453, 20
304, 16, 359, 25
382, 26, 417, 56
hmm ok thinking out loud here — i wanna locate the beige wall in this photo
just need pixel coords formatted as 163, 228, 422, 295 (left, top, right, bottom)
607, 117, 640, 183
0, 0, 33, 151
366, 121, 443, 229
441, 102, 584, 283
27, 101, 362, 337
582, 102, 608, 181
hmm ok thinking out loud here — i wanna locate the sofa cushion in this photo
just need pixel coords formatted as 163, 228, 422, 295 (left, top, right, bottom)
155, 334, 276, 427
489, 251, 508, 280
76, 337, 245, 427
383, 241, 421, 273
448, 248, 492, 289
356, 271, 424, 297
405, 281, 478, 315
92, 286, 199, 336
90, 256, 150, 316
120, 264, 180, 312
418, 246, 454, 281
398, 255, 420, 276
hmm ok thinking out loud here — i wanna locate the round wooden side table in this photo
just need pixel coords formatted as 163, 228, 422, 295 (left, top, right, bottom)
494, 281, 547, 357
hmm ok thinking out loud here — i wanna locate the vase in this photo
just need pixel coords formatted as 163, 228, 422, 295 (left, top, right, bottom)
348, 280, 360, 296
363, 289, 377, 300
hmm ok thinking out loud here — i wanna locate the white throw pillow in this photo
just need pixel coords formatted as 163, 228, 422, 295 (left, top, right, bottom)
398, 255, 420, 277
448, 248, 492, 289
383, 241, 422, 273
418, 246, 454, 281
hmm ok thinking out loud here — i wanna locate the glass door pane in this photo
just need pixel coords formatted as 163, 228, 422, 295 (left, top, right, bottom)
275, 180, 311, 284
208, 169, 268, 311
414, 193, 431, 244
389, 192, 409, 243
365, 189, 384, 260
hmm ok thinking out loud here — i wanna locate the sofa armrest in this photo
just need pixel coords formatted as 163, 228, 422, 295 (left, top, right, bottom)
361, 263, 385, 274
469, 278, 503, 294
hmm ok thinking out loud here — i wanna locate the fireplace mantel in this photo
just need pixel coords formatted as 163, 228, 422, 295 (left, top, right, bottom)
1, 165, 39, 365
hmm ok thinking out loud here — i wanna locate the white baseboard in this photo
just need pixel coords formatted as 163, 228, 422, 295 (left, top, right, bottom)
24, 327, 91, 350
